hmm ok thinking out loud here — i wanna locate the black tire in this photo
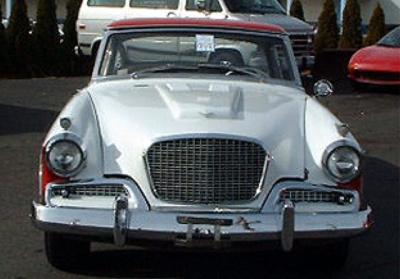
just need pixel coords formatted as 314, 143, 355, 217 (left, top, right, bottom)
45, 232, 90, 270
209, 50, 244, 66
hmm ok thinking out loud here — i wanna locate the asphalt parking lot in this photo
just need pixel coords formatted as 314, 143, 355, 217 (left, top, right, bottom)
0, 77, 398, 279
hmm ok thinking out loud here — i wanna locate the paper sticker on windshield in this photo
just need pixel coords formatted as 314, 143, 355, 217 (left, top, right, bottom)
196, 35, 215, 52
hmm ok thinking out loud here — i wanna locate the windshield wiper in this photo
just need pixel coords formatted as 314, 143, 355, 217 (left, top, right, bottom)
131, 64, 198, 78
198, 63, 269, 81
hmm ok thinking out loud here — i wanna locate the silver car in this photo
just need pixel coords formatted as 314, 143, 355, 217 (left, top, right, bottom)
32, 18, 372, 271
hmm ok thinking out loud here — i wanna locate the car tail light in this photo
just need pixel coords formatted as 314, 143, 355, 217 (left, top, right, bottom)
39, 148, 67, 204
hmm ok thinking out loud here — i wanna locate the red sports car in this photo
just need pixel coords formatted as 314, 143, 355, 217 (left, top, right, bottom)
348, 27, 400, 89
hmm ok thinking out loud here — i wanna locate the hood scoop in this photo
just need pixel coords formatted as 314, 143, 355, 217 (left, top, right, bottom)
156, 83, 243, 119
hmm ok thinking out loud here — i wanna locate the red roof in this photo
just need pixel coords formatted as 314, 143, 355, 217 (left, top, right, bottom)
108, 18, 285, 34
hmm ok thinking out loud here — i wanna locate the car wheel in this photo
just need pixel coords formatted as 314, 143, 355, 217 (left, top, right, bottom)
45, 232, 90, 270
209, 50, 244, 66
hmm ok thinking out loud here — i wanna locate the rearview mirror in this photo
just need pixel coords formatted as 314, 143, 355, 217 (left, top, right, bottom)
313, 80, 334, 97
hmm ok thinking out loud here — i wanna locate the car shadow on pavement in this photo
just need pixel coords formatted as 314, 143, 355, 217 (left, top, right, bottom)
0, 104, 57, 136
58, 156, 399, 279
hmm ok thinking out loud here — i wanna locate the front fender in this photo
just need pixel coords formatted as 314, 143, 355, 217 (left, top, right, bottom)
43, 90, 103, 180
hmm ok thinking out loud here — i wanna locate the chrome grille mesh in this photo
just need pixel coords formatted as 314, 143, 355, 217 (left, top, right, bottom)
146, 138, 267, 204
280, 189, 352, 203
290, 34, 314, 57
52, 185, 128, 197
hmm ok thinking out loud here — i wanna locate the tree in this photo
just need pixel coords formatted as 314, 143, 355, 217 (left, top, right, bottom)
33, 0, 60, 76
61, 0, 82, 75
339, 0, 362, 49
364, 3, 386, 46
0, 2, 9, 77
314, 0, 339, 54
7, 0, 32, 78
290, 0, 305, 21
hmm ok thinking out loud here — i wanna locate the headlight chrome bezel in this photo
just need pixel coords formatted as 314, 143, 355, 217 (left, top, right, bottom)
45, 133, 86, 178
322, 140, 363, 183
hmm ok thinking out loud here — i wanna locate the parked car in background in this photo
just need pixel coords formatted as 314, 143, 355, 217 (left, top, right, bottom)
77, 0, 314, 69
32, 18, 371, 271
348, 26, 400, 89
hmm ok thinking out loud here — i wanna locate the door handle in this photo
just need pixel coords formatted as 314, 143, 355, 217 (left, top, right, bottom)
167, 12, 177, 17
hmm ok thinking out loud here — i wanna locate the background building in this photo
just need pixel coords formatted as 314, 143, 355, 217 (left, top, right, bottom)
279, 0, 400, 27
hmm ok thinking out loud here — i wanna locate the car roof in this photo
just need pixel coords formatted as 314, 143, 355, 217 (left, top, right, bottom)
108, 18, 285, 34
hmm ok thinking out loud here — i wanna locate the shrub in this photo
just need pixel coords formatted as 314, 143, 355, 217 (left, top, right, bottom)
61, 0, 82, 76
7, 0, 32, 78
290, 0, 305, 21
33, 0, 60, 76
0, 3, 8, 77
364, 3, 386, 46
314, 0, 339, 54
339, 0, 362, 49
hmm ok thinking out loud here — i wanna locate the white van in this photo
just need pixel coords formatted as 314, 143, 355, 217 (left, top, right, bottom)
77, 0, 314, 68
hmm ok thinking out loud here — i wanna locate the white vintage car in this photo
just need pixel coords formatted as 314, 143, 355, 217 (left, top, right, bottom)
32, 18, 372, 270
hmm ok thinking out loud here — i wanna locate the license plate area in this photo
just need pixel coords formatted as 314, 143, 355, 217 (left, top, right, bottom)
176, 216, 233, 248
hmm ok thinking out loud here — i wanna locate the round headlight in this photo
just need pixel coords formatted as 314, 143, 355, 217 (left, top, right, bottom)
46, 139, 84, 177
323, 143, 361, 183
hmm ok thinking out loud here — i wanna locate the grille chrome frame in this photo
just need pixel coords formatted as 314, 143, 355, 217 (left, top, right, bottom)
144, 136, 271, 205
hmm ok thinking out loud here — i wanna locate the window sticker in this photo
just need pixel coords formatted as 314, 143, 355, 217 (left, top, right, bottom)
196, 35, 215, 52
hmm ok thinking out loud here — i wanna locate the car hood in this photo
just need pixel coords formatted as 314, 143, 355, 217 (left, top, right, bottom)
350, 45, 400, 72
232, 14, 313, 33
88, 78, 306, 195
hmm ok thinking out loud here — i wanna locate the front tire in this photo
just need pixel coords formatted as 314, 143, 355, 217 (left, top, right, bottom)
45, 232, 90, 270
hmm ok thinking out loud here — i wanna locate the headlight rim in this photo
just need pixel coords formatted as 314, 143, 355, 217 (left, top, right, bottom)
45, 133, 86, 178
322, 140, 363, 183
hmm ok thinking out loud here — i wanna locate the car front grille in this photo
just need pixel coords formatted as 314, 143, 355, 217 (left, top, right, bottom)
146, 138, 267, 204
289, 34, 314, 58
51, 185, 128, 197
355, 70, 400, 81
279, 189, 354, 204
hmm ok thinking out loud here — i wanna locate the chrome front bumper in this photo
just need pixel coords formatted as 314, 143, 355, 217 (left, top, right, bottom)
31, 198, 372, 251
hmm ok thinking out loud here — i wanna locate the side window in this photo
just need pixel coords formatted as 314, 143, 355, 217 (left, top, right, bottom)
130, 0, 179, 9
186, 0, 222, 12
87, 0, 126, 7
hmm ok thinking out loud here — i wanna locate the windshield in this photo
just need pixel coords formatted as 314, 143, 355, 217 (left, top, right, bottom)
223, 0, 285, 14
99, 31, 296, 82
377, 27, 400, 47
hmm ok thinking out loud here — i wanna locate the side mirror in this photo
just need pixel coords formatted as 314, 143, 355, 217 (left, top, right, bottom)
313, 79, 334, 97
195, 0, 207, 10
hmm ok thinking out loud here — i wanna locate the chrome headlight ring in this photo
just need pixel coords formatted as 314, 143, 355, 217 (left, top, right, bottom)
322, 140, 363, 183
45, 133, 86, 177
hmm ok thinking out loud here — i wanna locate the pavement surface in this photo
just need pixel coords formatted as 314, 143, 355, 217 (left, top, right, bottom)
0, 77, 398, 279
